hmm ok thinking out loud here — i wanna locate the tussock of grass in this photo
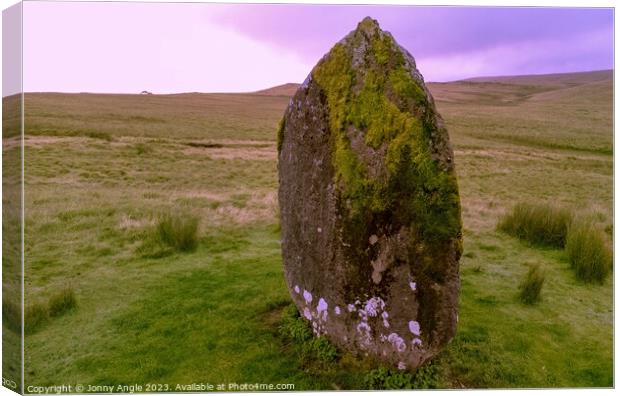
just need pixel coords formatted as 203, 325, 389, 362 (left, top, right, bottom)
565, 219, 612, 283
157, 211, 200, 252
25, 303, 49, 334
519, 263, 545, 305
498, 202, 573, 248
48, 287, 77, 317
24, 288, 78, 333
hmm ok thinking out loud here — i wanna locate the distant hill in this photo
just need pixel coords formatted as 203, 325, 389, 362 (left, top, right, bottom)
253, 70, 612, 98
427, 69, 612, 106
462, 69, 612, 88
253, 83, 300, 96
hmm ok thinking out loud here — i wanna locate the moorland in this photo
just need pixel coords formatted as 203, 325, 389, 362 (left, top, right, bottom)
2, 69, 613, 389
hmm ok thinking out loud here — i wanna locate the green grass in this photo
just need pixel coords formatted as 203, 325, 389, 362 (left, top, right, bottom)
565, 219, 612, 283
4, 70, 612, 389
518, 263, 545, 305
497, 202, 573, 248
3, 93, 23, 389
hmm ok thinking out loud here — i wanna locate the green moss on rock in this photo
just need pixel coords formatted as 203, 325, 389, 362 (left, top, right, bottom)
311, 19, 461, 249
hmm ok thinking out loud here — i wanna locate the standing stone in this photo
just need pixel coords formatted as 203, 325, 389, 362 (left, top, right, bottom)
278, 17, 462, 371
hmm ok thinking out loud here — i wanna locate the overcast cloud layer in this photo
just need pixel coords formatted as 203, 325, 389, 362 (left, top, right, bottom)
20, 2, 613, 94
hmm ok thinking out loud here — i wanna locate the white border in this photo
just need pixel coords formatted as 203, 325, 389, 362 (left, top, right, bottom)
0, 2, 616, 396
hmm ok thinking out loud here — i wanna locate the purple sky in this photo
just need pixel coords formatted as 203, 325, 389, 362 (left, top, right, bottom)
19, 1, 614, 94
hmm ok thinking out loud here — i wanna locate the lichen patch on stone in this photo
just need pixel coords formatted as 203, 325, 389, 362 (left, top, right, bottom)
317, 298, 328, 313
303, 290, 313, 304
408, 320, 421, 336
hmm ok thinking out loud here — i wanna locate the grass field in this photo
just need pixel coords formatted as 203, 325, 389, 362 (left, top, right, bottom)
3, 69, 613, 389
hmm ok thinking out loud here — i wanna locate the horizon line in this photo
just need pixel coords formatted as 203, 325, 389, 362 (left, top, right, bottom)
5, 68, 613, 98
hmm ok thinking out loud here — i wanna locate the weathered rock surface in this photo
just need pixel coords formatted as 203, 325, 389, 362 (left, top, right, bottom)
278, 17, 462, 371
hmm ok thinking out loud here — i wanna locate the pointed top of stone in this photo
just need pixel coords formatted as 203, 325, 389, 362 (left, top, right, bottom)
356, 16, 381, 35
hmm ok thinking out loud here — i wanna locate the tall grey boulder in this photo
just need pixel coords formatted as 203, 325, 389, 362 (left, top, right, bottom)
278, 17, 462, 371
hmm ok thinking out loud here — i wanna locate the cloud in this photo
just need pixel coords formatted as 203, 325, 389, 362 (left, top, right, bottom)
418, 26, 614, 81
205, 4, 614, 80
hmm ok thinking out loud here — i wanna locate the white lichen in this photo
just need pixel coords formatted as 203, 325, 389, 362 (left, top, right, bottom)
387, 333, 406, 352
398, 361, 406, 370
303, 307, 312, 320
303, 290, 313, 304
356, 320, 373, 348
364, 297, 385, 317
317, 298, 328, 313
409, 282, 417, 291
294, 285, 300, 294
408, 320, 421, 336
357, 321, 370, 333
334, 306, 341, 315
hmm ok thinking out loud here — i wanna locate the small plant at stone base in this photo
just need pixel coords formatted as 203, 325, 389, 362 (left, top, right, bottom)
279, 304, 313, 343
519, 263, 545, 305
157, 210, 200, 252
302, 337, 339, 364
565, 219, 612, 284
279, 304, 339, 365
411, 360, 442, 388
364, 360, 441, 389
